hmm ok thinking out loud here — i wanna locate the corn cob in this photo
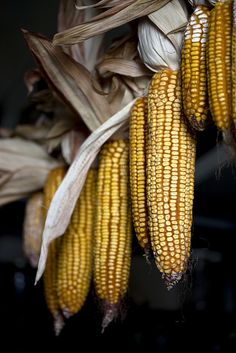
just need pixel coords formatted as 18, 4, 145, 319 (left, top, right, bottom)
147, 69, 196, 289
207, 0, 232, 131
129, 97, 149, 251
232, 0, 236, 130
181, 5, 210, 131
23, 192, 44, 268
56, 169, 97, 317
94, 139, 132, 329
43, 166, 66, 334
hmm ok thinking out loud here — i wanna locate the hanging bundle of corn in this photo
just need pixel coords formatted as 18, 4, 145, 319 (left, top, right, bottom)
56, 169, 97, 318
181, 4, 210, 131
15, 0, 209, 334
207, 0, 233, 132
23, 192, 44, 268
94, 139, 132, 330
28, 0, 153, 332
43, 166, 66, 335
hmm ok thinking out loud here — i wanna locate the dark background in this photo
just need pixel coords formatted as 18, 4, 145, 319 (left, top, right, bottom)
1, 2, 236, 353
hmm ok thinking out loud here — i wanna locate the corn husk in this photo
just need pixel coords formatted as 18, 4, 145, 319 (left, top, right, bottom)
0, 138, 62, 206
138, 0, 189, 71
53, 0, 171, 46
23, 30, 112, 132
188, 0, 211, 6
58, 0, 105, 71
23, 192, 44, 268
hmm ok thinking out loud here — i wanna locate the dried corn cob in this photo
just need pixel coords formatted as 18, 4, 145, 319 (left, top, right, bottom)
181, 5, 210, 131
94, 140, 132, 329
232, 1, 236, 130
207, 0, 232, 130
23, 192, 44, 268
147, 69, 196, 289
43, 166, 66, 334
129, 97, 149, 251
56, 169, 97, 318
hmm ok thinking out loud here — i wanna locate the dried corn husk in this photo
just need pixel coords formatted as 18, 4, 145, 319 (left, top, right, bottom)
23, 192, 44, 267
188, 0, 211, 6
58, 0, 105, 71
53, 0, 171, 45
138, 0, 188, 71
0, 138, 62, 206
23, 30, 112, 132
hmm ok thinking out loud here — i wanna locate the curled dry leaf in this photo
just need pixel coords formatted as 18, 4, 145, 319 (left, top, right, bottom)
61, 130, 88, 164
138, 0, 188, 72
138, 19, 182, 71
58, 0, 105, 71
22, 30, 112, 132
14, 124, 51, 142
0, 138, 62, 206
95, 35, 151, 113
36, 99, 136, 283
97, 58, 150, 78
45, 118, 75, 153
23, 192, 44, 268
53, 0, 171, 46
75, 0, 134, 9
148, 0, 189, 51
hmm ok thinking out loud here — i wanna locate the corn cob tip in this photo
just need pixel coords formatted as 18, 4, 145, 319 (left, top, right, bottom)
62, 307, 73, 319
53, 313, 65, 336
162, 273, 183, 290
189, 115, 208, 132
101, 302, 119, 333
143, 249, 151, 265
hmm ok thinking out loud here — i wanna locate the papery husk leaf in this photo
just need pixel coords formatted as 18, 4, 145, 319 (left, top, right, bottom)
53, 0, 171, 46
23, 30, 112, 131
108, 79, 134, 114
35, 99, 136, 283
61, 130, 87, 164
14, 124, 51, 142
148, 0, 189, 51
97, 58, 150, 77
75, 0, 134, 9
123, 75, 150, 96
58, 0, 105, 71
138, 18, 182, 71
188, 0, 212, 6
45, 118, 75, 153
0, 138, 61, 206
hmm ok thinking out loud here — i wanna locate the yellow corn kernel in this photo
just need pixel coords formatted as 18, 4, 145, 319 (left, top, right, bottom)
181, 5, 210, 131
147, 69, 196, 289
94, 140, 132, 327
56, 169, 97, 317
23, 192, 44, 268
207, 0, 232, 130
43, 166, 66, 334
129, 97, 149, 250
